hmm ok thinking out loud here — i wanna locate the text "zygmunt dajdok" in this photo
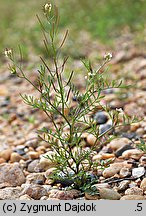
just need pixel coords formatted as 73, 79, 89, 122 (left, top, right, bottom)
20, 202, 96, 213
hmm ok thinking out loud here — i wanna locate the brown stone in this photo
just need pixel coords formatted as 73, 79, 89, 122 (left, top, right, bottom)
19, 194, 34, 200
0, 149, 12, 161
0, 158, 6, 164
0, 163, 26, 188
86, 134, 97, 146
21, 184, 48, 200
10, 152, 23, 162
108, 138, 131, 151
122, 149, 144, 160
103, 162, 126, 178
28, 151, 39, 159
48, 189, 80, 200
124, 103, 145, 118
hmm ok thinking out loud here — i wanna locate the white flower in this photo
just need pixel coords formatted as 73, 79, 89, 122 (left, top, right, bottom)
4, 48, 12, 58
104, 52, 112, 61
116, 108, 124, 114
44, 3, 52, 13
85, 75, 88, 80
42, 89, 46, 94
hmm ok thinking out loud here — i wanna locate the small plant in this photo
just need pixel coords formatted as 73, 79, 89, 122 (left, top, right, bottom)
137, 138, 146, 153
5, 2, 138, 191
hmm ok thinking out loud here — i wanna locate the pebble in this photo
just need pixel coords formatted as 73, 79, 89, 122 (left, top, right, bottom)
102, 162, 130, 178
131, 123, 140, 132
99, 123, 112, 135
129, 181, 137, 188
108, 137, 131, 151
122, 149, 144, 160
98, 188, 121, 200
121, 132, 137, 140
93, 153, 115, 161
48, 189, 80, 200
45, 167, 57, 178
117, 180, 130, 191
42, 185, 52, 193
125, 187, 143, 196
124, 103, 145, 118
139, 155, 146, 165
115, 144, 134, 157
0, 187, 22, 200
0, 158, 6, 164
14, 145, 26, 151
119, 167, 131, 178
28, 151, 40, 159
85, 192, 99, 200
132, 167, 145, 178
14, 148, 26, 156
40, 196, 49, 200
21, 184, 48, 200
19, 159, 30, 169
36, 146, 46, 153
0, 163, 26, 188
136, 128, 144, 136
27, 159, 40, 173
93, 111, 108, 124
140, 178, 146, 191
0, 86, 8, 96
19, 194, 34, 200
86, 134, 97, 146
13, 138, 25, 146
94, 183, 110, 189
120, 195, 146, 200
0, 149, 12, 161
38, 152, 57, 171
26, 173, 46, 184
25, 138, 38, 148
10, 152, 23, 162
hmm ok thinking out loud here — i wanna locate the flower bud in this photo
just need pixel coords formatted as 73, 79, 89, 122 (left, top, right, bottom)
44, 3, 52, 13
104, 52, 112, 61
4, 48, 12, 58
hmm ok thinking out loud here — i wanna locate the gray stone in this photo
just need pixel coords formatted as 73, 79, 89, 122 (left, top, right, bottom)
26, 173, 46, 184
93, 111, 108, 124
119, 167, 131, 178
99, 188, 121, 200
99, 124, 112, 135
0, 187, 22, 200
117, 180, 130, 191
132, 167, 145, 178
27, 160, 40, 173
125, 187, 143, 196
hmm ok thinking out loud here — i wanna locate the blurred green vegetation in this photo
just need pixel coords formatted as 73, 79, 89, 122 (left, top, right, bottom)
0, 0, 146, 60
